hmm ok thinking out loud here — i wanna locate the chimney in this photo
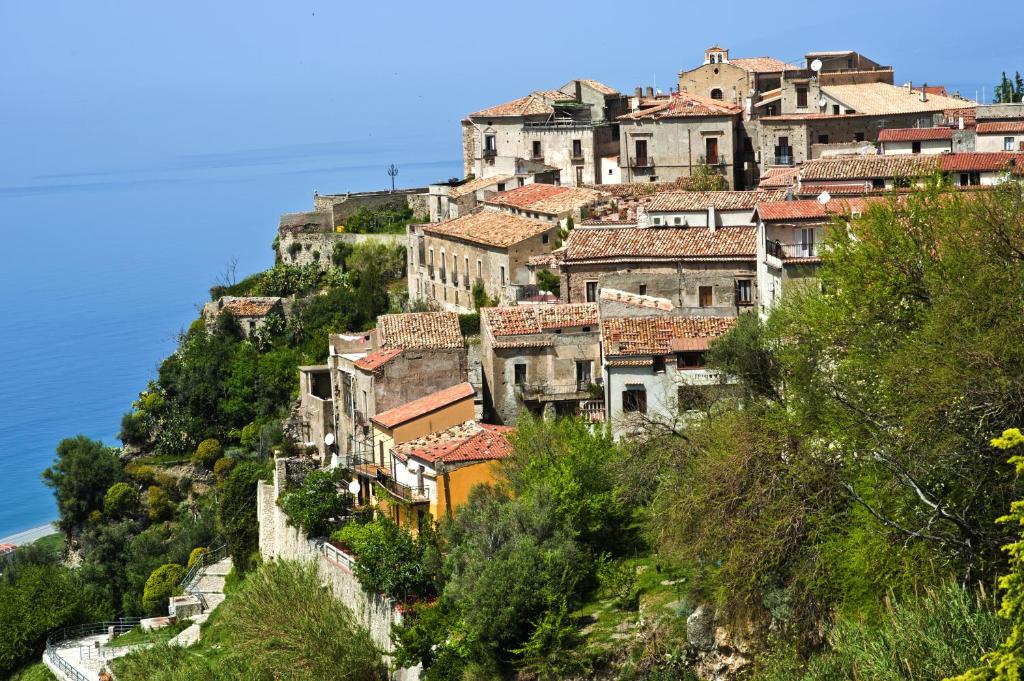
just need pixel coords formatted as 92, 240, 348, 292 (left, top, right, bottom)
635, 86, 643, 98
959, 115, 965, 130
646, 86, 654, 98
707, 205, 717, 232
920, 83, 928, 102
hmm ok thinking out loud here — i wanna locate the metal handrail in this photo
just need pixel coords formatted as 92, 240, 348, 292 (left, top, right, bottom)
180, 544, 227, 613
45, 618, 142, 681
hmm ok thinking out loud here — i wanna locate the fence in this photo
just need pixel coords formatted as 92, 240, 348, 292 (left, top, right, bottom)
179, 544, 227, 611
45, 618, 142, 681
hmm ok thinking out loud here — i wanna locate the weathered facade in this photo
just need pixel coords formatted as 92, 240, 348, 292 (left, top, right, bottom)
479, 303, 601, 425
201, 296, 284, 337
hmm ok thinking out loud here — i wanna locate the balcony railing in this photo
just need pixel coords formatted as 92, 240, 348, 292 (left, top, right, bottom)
440, 269, 447, 284
517, 381, 598, 400
765, 239, 819, 259
378, 476, 429, 503
570, 152, 585, 163
482, 148, 497, 159
773, 153, 794, 166
631, 156, 654, 168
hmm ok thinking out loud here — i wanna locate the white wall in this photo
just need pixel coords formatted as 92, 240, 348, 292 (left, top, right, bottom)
976, 133, 1024, 153
604, 362, 724, 439
881, 139, 951, 155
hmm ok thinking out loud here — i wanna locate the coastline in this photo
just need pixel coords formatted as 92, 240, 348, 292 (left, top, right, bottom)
0, 522, 58, 547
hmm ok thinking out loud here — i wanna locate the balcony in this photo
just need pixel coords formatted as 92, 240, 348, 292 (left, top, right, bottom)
631, 156, 654, 168
482, 148, 497, 160
378, 476, 429, 503
570, 152, 585, 164
427, 264, 435, 279
772, 152, 794, 166
517, 380, 600, 402
765, 239, 820, 265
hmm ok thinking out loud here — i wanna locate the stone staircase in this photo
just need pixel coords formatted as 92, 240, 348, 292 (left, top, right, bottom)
168, 550, 232, 647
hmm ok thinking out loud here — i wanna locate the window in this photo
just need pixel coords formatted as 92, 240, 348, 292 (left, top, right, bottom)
653, 356, 666, 374
513, 363, 527, 386
542, 233, 549, 244
532, 140, 542, 159
1006, 137, 1016, 152
484, 134, 496, 152
429, 249, 434, 266
676, 351, 706, 369
699, 286, 713, 307
497, 182, 505, 192
847, 57, 854, 68
585, 281, 598, 302
854, 132, 865, 142
639, 284, 648, 296
833, 104, 840, 115
958, 172, 980, 186
796, 87, 808, 108
799, 228, 816, 257
477, 259, 483, 279
817, 134, 829, 144
775, 136, 792, 165
710, 88, 723, 100
572, 139, 582, 158
736, 279, 752, 304
464, 256, 469, 286
635, 139, 648, 165
622, 386, 647, 413
500, 266, 506, 286
653, 217, 662, 225
912, 141, 922, 154
453, 254, 458, 278
575, 360, 592, 389
248, 320, 257, 333
872, 178, 885, 189
674, 217, 682, 225
518, 177, 525, 187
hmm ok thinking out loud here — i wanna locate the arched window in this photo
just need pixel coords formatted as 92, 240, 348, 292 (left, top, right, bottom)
710, 88, 723, 100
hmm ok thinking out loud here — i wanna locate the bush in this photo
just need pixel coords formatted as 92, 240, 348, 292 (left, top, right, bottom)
279, 468, 351, 537
146, 486, 174, 522
218, 462, 270, 573
187, 547, 209, 569
213, 456, 235, 480
142, 564, 185, 616
119, 410, 148, 445
333, 518, 435, 601
125, 463, 157, 487
103, 482, 137, 519
535, 268, 560, 297
192, 438, 221, 470
457, 312, 480, 337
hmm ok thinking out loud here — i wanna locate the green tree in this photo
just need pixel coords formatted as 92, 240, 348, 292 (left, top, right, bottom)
279, 468, 351, 537
192, 438, 222, 470
103, 482, 138, 519
334, 517, 434, 600
218, 461, 270, 572
43, 436, 124, 535
994, 71, 1024, 104
535, 268, 560, 297
142, 563, 185, 615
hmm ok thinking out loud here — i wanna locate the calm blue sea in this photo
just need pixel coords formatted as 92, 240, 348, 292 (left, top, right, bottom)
0, 141, 460, 539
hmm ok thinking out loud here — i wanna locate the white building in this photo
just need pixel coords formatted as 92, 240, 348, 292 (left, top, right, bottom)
878, 127, 953, 155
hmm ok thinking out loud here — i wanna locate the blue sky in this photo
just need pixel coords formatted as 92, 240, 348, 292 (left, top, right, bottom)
2, 0, 1023, 182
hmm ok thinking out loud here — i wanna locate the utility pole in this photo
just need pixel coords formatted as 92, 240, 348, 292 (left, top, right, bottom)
387, 164, 398, 192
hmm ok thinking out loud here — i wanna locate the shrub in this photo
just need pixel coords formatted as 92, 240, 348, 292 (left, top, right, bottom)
125, 464, 157, 487
187, 547, 209, 569
146, 486, 174, 522
457, 312, 480, 337
103, 482, 137, 519
287, 241, 302, 258
119, 411, 148, 445
333, 518, 434, 601
213, 456, 235, 480
279, 468, 350, 537
218, 462, 270, 573
471, 280, 497, 310
142, 563, 185, 616
535, 268, 560, 297
192, 438, 222, 470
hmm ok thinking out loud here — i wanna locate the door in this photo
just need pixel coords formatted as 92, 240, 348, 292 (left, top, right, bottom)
576, 361, 592, 391
635, 139, 648, 165
799, 228, 815, 257
705, 137, 719, 165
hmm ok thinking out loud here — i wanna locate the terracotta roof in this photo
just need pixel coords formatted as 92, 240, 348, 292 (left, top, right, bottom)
220, 297, 281, 317
938, 152, 1024, 172
578, 79, 619, 95
801, 155, 933, 180
730, 56, 790, 73
564, 227, 756, 262
447, 175, 514, 198
527, 253, 560, 269
483, 303, 598, 337
486, 183, 567, 209
486, 184, 606, 215
370, 382, 475, 429
619, 92, 741, 120
423, 210, 554, 248
377, 312, 463, 350
922, 85, 949, 97
759, 167, 800, 189
820, 82, 974, 116
878, 127, 954, 142
392, 421, 515, 465
945, 108, 976, 126
354, 348, 404, 372
645, 190, 787, 212
796, 182, 873, 196
602, 316, 736, 358
599, 288, 674, 312
757, 197, 885, 222
470, 90, 575, 118
977, 121, 1024, 134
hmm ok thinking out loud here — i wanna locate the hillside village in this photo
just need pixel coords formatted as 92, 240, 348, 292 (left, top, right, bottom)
17, 45, 1024, 681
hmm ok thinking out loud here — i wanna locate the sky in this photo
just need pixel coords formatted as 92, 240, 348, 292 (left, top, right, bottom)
3, 0, 1024, 189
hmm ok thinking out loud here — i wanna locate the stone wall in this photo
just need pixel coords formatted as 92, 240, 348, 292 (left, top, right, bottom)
277, 231, 406, 270
313, 189, 429, 228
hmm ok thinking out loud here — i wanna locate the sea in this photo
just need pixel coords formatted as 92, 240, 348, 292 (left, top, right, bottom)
0, 139, 461, 539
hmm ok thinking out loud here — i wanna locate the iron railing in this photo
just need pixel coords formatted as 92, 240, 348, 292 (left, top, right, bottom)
773, 153, 794, 166
482, 148, 497, 159
45, 618, 143, 681
517, 381, 597, 400
180, 544, 227, 612
377, 476, 429, 503
765, 239, 819, 259
631, 156, 654, 168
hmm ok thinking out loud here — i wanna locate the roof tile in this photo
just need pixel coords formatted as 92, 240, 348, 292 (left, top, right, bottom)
877, 127, 953, 142
377, 312, 463, 350
645, 190, 786, 212
424, 210, 554, 249
482, 303, 599, 338
564, 227, 756, 262
392, 421, 515, 465
370, 382, 475, 429
619, 92, 741, 120
470, 90, 575, 118
602, 316, 736, 358
977, 121, 1024, 134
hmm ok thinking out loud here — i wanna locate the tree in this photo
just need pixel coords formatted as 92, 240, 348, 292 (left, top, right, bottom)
994, 71, 1024, 104
43, 436, 124, 535
192, 438, 222, 470
103, 482, 138, 519
535, 268, 560, 297
142, 563, 185, 615
334, 517, 434, 601
278, 468, 351, 537
218, 462, 270, 573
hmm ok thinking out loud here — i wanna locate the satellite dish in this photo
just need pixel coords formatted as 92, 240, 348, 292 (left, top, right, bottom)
810, 59, 823, 73
347, 479, 360, 495
817, 191, 832, 205
818, 96, 828, 108
324, 433, 335, 446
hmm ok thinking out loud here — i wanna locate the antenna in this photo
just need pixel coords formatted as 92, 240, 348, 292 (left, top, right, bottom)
810, 58, 823, 73
817, 191, 831, 205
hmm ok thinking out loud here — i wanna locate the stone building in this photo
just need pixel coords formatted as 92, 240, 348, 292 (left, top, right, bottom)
975, 104, 1024, 152
328, 312, 467, 465
559, 226, 758, 315
296, 365, 334, 460
463, 80, 628, 186
877, 127, 953, 155
427, 175, 513, 223
601, 316, 737, 439
479, 303, 601, 425
408, 210, 559, 312
616, 92, 743, 187
677, 46, 789, 116
484, 183, 608, 226
202, 296, 284, 337
641, 190, 786, 228
796, 153, 1024, 194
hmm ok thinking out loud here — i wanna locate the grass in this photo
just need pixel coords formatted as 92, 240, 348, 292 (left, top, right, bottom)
133, 452, 191, 466
9, 662, 57, 681
31, 533, 64, 555
109, 619, 191, 647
